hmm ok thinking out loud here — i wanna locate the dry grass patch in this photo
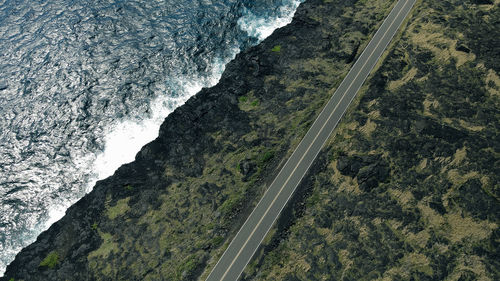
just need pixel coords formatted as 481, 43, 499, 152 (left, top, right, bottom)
422, 94, 439, 117
405, 229, 430, 249
388, 67, 418, 90
360, 118, 377, 136
449, 146, 467, 166
409, 22, 476, 67
447, 254, 493, 281
417, 200, 445, 229
107, 197, 130, 220
339, 249, 354, 280
446, 211, 497, 243
416, 158, 428, 172
446, 169, 478, 186
485, 69, 500, 97
388, 188, 415, 209
458, 119, 485, 132
88, 232, 119, 260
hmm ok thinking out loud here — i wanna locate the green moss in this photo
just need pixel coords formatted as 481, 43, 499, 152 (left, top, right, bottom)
248, 1, 500, 280
258, 150, 275, 167
238, 91, 260, 111
219, 192, 243, 216
88, 232, 119, 260
39, 251, 59, 269
176, 255, 199, 279
211, 236, 224, 247
306, 190, 321, 207
20, 0, 497, 280
91, 222, 98, 230
107, 197, 130, 219
124, 184, 133, 191
271, 45, 282, 52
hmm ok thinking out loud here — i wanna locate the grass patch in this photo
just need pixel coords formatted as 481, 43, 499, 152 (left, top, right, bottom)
271, 45, 282, 52
39, 251, 59, 269
306, 190, 321, 208
88, 232, 119, 259
107, 197, 130, 219
219, 192, 244, 217
238, 91, 260, 111
211, 236, 224, 247
176, 255, 199, 279
258, 150, 275, 167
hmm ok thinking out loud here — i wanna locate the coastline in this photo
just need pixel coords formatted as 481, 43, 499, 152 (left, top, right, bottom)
3, 0, 498, 280
2, 0, 387, 279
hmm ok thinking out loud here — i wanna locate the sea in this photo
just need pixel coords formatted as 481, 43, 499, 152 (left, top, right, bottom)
0, 0, 303, 275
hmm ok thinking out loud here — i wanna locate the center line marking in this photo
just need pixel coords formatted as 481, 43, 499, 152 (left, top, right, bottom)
210, 1, 414, 280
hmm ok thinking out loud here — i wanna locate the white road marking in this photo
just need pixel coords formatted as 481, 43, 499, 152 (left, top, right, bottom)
217, 1, 412, 280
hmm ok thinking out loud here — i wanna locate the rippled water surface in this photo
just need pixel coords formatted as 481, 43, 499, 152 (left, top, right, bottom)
0, 0, 302, 275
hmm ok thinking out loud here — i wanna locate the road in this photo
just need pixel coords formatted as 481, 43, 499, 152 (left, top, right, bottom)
205, 1, 416, 280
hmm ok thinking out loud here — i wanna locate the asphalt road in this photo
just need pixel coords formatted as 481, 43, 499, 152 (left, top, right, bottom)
206, 1, 416, 280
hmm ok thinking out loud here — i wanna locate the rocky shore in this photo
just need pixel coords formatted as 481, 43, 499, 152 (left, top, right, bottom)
3, 0, 499, 280
2, 0, 395, 279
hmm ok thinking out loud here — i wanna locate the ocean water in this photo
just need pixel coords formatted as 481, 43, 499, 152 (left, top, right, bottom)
0, 0, 303, 275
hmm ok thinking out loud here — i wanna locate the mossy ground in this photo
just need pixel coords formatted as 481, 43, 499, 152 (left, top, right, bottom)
39, 251, 59, 269
83, 0, 399, 280
244, 1, 500, 280
3, 1, 498, 281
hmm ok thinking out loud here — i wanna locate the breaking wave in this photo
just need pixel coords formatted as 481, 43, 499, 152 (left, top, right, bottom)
0, 0, 303, 275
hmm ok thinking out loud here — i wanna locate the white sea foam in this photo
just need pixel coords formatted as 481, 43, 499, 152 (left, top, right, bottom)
0, 1, 303, 276
89, 59, 227, 187
238, 0, 303, 42
87, 0, 304, 188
